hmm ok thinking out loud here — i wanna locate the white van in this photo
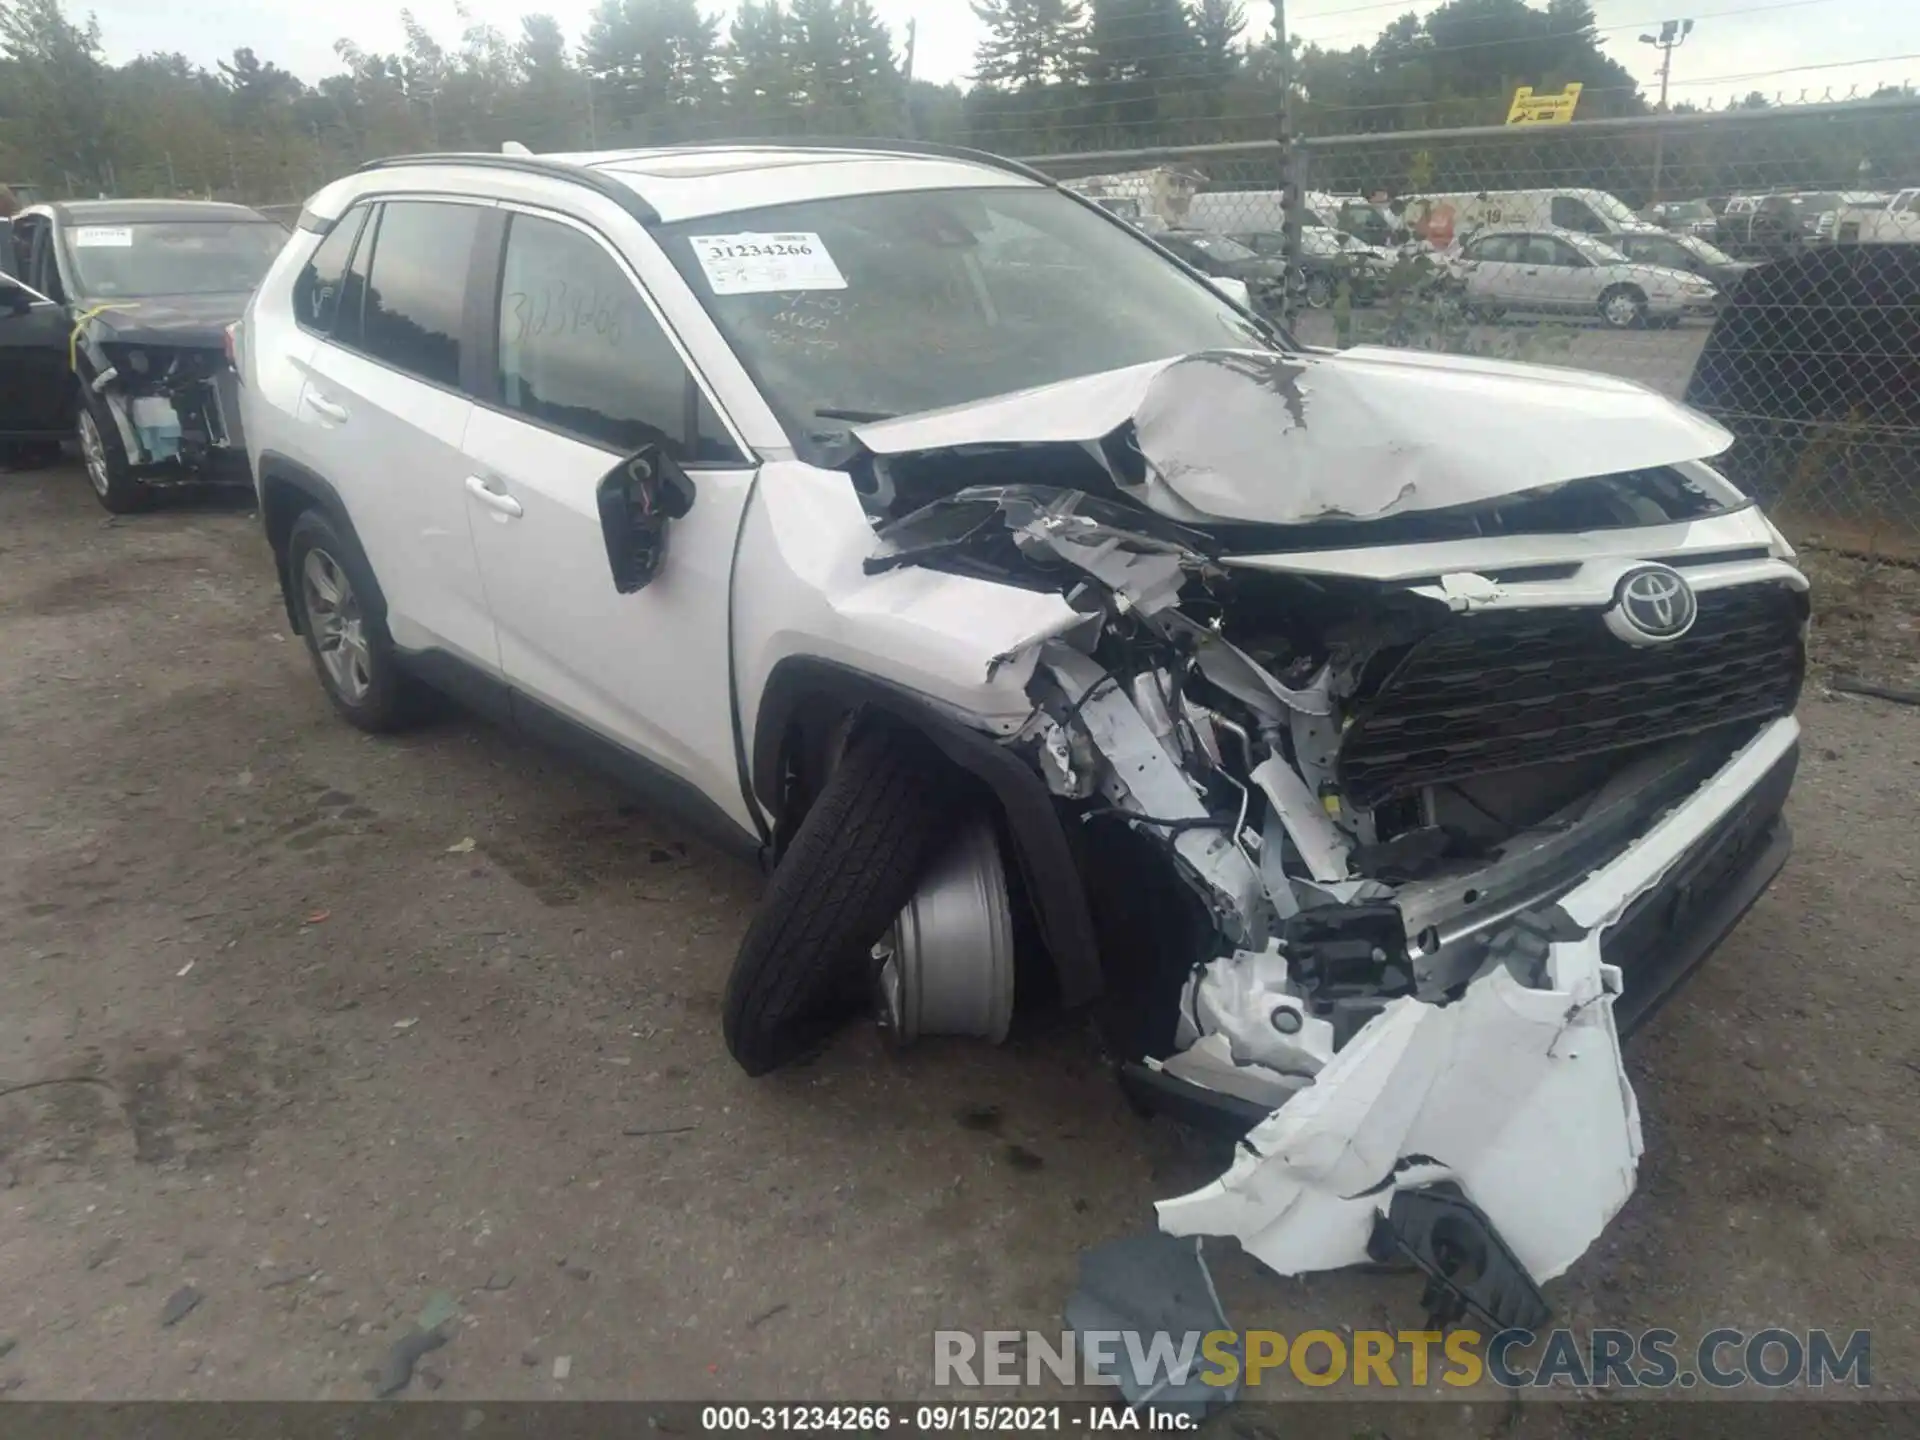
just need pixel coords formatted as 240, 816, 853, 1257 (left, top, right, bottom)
1404, 189, 1658, 249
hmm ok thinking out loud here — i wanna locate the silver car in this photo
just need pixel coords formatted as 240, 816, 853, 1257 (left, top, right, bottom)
1449, 227, 1718, 328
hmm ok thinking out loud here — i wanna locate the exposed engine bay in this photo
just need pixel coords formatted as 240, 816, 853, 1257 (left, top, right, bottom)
84, 339, 243, 476
838, 348, 1809, 1325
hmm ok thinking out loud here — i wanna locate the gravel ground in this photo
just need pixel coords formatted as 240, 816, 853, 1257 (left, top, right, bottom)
1, 462, 1916, 1413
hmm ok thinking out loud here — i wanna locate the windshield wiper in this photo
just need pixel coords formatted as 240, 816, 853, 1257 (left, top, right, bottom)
813, 406, 898, 423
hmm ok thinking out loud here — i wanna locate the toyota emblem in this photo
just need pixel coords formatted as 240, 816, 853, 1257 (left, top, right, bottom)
1606, 565, 1698, 646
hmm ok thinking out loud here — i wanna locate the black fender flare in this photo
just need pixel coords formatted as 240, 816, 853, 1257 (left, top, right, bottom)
256, 452, 383, 634
750, 656, 1103, 1009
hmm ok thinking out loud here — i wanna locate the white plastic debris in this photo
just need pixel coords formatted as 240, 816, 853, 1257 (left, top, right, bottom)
552, 1355, 572, 1380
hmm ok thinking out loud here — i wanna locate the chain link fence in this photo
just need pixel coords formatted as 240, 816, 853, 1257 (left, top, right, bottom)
1022, 98, 1920, 547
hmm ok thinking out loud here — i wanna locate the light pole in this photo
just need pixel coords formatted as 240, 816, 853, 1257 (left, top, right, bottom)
1640, 19, 1694, 203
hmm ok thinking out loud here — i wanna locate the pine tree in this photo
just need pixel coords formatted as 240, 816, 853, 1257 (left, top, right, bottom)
583, 0, 721, 139
0, 0, 115, 187
725, 1, 798, 125
512, 15, 581, 150
971, 0, 1088, 91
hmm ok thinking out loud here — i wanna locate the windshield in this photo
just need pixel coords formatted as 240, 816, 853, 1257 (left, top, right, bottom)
1587, 192, 1641, 225
64, 220, 284, 298
656, 186, 1272, 436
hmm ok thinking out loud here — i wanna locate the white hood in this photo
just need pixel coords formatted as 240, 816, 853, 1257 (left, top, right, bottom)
853, 348, 1734, 527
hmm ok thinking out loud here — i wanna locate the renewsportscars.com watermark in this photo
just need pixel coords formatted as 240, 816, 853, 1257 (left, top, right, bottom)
934, 1327, 1873, 1391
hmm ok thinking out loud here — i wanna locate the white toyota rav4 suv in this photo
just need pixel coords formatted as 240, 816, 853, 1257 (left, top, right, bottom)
238, 142, 1808, 1327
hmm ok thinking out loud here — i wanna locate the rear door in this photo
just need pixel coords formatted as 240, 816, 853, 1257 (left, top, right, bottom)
458, 206, 761, 828
298, 198, 501, 672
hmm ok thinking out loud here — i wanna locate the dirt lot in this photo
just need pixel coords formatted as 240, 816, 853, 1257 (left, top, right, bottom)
1, 461, 1917, 1410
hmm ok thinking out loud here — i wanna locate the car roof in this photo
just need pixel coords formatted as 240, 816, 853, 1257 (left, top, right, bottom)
338, 144, 1048, 226
46, 199, 269, 225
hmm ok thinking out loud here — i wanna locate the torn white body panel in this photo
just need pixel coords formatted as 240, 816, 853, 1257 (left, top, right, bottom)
1157, 716, 1800, 1286
852, 348, 1734, 527
1157, 951, 1641, 1284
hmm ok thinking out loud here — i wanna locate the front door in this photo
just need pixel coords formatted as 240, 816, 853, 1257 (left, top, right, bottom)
459, 207, 760, 831
0, 274, 73, 437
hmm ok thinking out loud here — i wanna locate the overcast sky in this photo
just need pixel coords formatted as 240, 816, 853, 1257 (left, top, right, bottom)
87, 0, 1918, 109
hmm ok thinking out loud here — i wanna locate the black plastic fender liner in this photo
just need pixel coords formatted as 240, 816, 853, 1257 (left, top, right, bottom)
750, 655, 1104, 1009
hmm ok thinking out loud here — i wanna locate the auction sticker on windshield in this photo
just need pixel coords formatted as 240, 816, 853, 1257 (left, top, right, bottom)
691, 233, 846, 295
73, 226, 135, 248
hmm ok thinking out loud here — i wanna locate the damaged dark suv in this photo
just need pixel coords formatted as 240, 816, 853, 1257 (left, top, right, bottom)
0, 199, 283, 511
239, 143, 1807, 1328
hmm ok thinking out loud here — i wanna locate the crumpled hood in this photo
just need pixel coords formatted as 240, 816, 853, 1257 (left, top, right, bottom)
853, 348, 1734, 526
84, 291, 248, 350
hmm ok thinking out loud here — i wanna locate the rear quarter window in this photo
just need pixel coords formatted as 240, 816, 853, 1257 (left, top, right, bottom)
292, 206, 369, 334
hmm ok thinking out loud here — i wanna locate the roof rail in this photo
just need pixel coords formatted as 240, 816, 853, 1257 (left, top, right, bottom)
579, 136, 1060, 189
356, 152, 661, 224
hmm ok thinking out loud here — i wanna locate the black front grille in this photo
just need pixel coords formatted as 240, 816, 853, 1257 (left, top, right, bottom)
1336, 584, 1805, 808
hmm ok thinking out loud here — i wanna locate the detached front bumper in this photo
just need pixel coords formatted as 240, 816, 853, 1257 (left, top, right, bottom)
1154, 717, 1799, 1309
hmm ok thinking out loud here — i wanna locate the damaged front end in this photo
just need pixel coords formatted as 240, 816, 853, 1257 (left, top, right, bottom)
78, 325, 247, 481
852, 348, 1807, 1325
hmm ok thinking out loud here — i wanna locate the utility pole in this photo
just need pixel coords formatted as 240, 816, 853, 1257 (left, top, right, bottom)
1273, 0, 1301, 326
1640, 18, 1694, 202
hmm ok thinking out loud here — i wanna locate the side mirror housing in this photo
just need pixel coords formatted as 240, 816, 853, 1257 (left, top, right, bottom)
596, 444, 695, 595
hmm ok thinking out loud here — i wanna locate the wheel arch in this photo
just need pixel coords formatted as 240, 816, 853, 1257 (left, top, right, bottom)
750, 655, 1104, 1010
257, 452, 385, 635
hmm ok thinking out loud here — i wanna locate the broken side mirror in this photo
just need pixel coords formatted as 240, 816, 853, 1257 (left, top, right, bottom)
596, 443, 696, 595
0, 277, 32, 317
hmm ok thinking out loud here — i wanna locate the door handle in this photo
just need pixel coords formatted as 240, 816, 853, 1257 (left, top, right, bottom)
465, 474, 523, 519
305, 392, 349, 424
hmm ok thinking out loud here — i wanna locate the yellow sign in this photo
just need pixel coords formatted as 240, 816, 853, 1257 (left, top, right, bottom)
1507, 83, 1583, 125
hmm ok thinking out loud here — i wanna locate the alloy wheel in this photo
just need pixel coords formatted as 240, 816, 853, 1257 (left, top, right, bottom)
301, 547, 373, 704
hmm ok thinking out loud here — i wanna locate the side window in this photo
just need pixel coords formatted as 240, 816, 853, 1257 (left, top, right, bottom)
1551, 197, 1602, 233
1546, 239, 1587, 267
1521, 236, 1560, 266
1465, 236, 1508, 262
494, 211, 741, 461
357, 200, 482, 388
292, 206, 369, 334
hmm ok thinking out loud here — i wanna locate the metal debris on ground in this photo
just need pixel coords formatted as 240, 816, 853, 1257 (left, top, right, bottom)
374, 1326, 449, 1398
1063, 1234, 1238, 1415
417, 1292, 459, 1333
159, 1285, 203, 1328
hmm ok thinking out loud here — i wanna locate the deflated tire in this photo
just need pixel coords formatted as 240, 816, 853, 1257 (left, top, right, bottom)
723, 724, 961, 1075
